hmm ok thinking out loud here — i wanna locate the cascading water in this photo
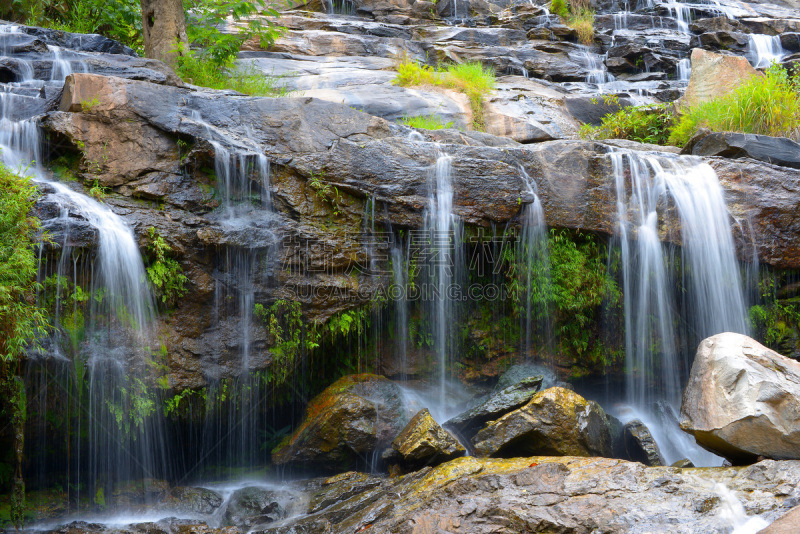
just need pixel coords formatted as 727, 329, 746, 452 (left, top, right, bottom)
677, 58, 691, 82
0, 25, 165, 504
516, 168, 552, 357
610, 150, 748, 465
746, 35, 784, 69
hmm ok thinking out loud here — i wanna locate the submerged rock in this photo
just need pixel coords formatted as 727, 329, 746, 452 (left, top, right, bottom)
389, 409, 465, 471
680, 333, 800, 464
223, 486, 293, 527
444, 375, 542, 440
272, 374, 409, 472
624, 419, 666, 467
164, 486, 224, 515
472, 387, 612, 458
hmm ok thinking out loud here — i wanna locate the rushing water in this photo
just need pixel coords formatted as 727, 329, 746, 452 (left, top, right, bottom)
609, 150, 748, 464
746, 34, 784, 69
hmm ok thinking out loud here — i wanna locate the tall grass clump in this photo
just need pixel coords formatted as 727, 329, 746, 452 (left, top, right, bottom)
398, 114, 454, 130
394, 60, 496, 130
669, 63, 800, 146
176, 53, 292, 97
551, 0, 595, 44
579, 98, 675, 145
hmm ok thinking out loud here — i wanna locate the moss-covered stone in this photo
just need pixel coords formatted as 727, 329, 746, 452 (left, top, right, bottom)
472, 387, 612, 458
390, 409, 465, 471
272, 374, 410, 472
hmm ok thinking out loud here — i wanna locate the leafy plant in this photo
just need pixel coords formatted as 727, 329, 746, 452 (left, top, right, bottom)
550, 0, 569, 18
80, 96, 100, 113
669, 63, 800, 146
394, 59, 496, 130
144, 227, 188, 307
550, 0, 594, 44
88, 179, 108, 201
580, 102, 675, 145
398, 113, 454, 130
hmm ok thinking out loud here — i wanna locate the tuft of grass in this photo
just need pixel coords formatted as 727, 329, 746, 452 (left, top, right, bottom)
394, 60, 496, 130
551, 0, 595, 44
176, 51, 292, 97
398, 113, 454, 130
669, 63, 800, 146
567, 8, 595, 45
579, 100, 675, 145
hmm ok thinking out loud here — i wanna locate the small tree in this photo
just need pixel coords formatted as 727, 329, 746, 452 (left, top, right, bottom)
140, 0, 188, 68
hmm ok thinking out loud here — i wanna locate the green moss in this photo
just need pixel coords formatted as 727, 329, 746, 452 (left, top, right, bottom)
579, 98, 675, 145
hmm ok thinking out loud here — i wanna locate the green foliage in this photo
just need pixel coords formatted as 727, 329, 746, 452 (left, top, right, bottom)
144, 227, 188, 307
566, 8, 595, 45
0, 164, 47, 362
550, 0, 569, 18
394, 59, 496, 130
550, 0, 594, 43
88, 179, 108, 201
669, 63, 800, 146
174, 49, 292, 97
11, 0, 144, 52
510, 229, 621, 367
80, 97, 100, 113
580, 102, 675, 145
183, 0, 282, 68
398, 113, 454, 130
105, 376, 158, 436
749, 271, 800, 359
307, 170, 347, 219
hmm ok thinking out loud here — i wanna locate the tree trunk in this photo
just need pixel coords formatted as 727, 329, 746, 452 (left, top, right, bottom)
141, 0, 188, 69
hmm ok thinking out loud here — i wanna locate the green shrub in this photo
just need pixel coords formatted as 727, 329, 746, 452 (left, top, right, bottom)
144, 227, 188, 308
669, 63, 800, 146
0, 164, 47, 362
399, 113, 454, 130
394, 60, 496, 130
550, 0, 569, 18
580, 101, 675, 145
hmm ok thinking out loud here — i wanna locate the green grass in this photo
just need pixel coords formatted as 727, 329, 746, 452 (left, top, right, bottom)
551, 0, 594, 44
398, 114, 454, 130
579, 100, 675, 145
566, 8, 595, 45
176, 52, 292, 97
669, 63, 800, 146
394, 60, 496, 130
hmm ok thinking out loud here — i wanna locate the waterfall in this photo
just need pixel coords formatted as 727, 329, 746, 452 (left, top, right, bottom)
676, 58, 691, 82
517, 168, 552, 358
746, 35, 784, 69
424, 153, 463, 409
0, 27, 162, 503
610, 151, 748, 465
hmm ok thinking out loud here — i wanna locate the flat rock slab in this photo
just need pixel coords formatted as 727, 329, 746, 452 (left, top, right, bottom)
692, 132, 800, 169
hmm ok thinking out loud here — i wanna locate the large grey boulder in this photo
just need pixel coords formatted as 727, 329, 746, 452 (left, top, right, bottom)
680, 333, 800, 464
472, 387, 613, 458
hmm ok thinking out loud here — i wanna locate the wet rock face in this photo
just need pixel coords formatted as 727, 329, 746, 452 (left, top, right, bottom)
680, 333, 800, 464
165, 486, 225, 515
254, 457, 800, 534
389, 408, 465, 470
444, 375, 542, 441
472, 387, 613, 459
271, 374, 410, 472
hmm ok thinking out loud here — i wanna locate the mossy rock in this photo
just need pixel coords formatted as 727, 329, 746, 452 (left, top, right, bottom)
272, 374, 410, 472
